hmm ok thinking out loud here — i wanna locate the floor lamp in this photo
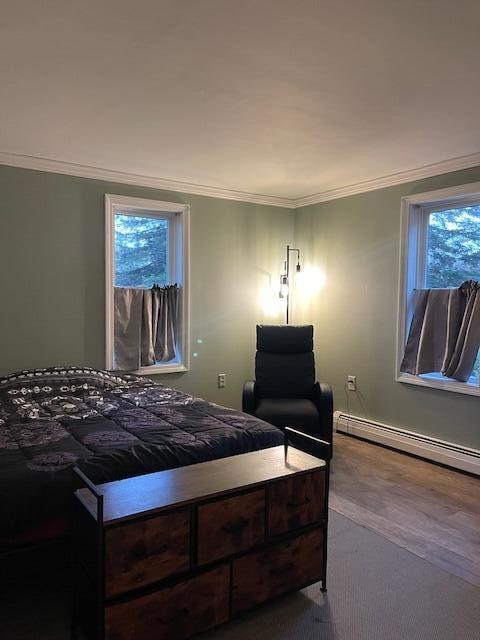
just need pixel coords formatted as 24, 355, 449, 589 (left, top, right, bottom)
279, 245, 301, 324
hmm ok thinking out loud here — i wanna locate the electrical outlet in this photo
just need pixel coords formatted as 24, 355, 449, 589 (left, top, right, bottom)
218, 373, 226, 389
347, 375, 357, 391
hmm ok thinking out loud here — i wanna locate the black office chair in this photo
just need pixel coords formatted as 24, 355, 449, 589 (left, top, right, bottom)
242, 324, 333, 461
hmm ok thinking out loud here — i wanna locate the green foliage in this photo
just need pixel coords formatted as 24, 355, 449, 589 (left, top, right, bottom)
426, 206, 480, 288
115, 214, 168, 288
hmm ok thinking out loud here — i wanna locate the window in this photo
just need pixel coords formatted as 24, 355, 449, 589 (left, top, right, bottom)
115, 214, 169, 288
397, 183, 480, 396
105, 195, 190, 374
426, 206, 480, 288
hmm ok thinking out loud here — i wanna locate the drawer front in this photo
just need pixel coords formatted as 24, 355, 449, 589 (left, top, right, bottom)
197, 489, 265, 565
105, 509, 190, 597
268, 470, 325, 536
232, 528, 323, 615
105, 564, 230, 640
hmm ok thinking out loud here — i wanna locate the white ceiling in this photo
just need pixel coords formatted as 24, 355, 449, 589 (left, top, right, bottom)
1, 0, 480, 201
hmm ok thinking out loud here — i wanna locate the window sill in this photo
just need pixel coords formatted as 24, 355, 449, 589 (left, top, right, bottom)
135, 363, 189, 375
396, 372, 480, 397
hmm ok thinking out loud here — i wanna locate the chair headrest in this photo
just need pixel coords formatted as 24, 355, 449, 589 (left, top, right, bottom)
256, 325, 314, 353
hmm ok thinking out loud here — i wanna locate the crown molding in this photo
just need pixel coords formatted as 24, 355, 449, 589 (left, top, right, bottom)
293, 151, 480, 208
0, 152, 294, 209
2, 150, 480, 210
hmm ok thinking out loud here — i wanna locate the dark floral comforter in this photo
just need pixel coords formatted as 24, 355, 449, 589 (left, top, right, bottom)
0, 367, 283, 537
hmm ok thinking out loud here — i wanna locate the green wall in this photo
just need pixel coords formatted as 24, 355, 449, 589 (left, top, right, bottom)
294, 166, 480, 450
2, 161, 479, 447
0, 165, 294, 409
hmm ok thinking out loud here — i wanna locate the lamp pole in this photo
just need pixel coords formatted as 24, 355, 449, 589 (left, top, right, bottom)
280, 245, 301, 325
286, 244, 290, 325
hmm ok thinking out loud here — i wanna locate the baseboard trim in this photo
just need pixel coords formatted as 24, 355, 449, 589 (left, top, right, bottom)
334, 411, 480, 476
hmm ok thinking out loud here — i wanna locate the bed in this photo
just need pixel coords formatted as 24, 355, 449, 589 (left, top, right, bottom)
0, 366, 284, 547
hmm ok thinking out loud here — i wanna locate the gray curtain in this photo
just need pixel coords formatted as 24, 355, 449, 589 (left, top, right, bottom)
114, 285, 179, 370
400, 280, 480, 382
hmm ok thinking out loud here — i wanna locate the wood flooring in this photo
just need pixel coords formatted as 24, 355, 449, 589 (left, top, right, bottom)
330, 432, 480, 586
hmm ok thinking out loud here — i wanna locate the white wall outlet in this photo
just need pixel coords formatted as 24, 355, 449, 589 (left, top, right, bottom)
347, 375, 357, 391
218, 373, 226, 389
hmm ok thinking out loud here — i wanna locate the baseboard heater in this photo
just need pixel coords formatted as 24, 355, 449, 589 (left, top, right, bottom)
334, 411, 480, 476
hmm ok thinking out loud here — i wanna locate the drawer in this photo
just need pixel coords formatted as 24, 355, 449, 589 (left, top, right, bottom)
105, 564, 230, 640
232, 528, 323, 615
197, 489, 265, 565
105, 509, 190, 598
268, 470, 325, 536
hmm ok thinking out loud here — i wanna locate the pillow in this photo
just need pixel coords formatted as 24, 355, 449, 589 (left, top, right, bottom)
0, 366, 144, 402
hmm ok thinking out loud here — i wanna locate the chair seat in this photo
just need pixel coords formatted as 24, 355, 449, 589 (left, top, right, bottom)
255, 398, 320, 433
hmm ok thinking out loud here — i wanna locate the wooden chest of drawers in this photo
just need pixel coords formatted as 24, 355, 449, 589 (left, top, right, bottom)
73, 445, 328, 640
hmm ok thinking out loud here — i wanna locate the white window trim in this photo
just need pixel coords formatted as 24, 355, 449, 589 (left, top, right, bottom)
396, 181, 480, 397
105, 194, 190, 375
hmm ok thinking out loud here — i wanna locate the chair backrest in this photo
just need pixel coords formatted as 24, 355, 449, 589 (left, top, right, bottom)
255, 325, 315, 398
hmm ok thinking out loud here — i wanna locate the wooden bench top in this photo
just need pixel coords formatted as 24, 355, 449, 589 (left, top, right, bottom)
75, 445, 325, 526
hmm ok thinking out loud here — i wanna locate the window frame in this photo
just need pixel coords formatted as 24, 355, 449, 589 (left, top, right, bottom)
396, 182, 480, 397
105, 194, 190, 375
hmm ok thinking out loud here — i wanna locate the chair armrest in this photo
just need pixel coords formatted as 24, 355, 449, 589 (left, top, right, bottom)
242, 380, 257, 415
312, 382, 334, 449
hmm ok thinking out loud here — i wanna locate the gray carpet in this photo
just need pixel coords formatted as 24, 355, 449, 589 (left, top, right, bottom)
2, 511, 480, 640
